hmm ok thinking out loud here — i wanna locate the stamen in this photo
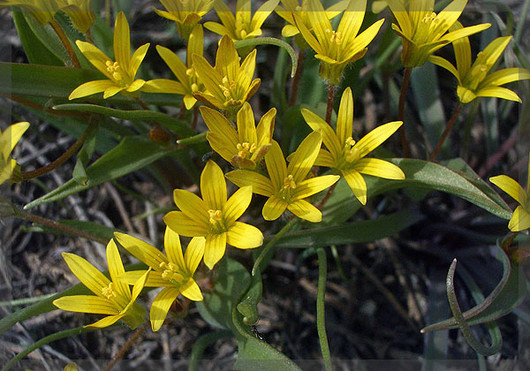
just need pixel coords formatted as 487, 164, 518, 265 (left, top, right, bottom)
101, 282, 116, 299
283, 174, 296, 190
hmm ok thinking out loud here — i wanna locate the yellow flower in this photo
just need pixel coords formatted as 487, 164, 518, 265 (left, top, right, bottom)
301, 87, 404, 205
204, 0, 279, 41
226, 132, 340, 222
192, 35, 261, 118
59, 0, 95, 34
0, 122, 29, 185
275, 0, 348, 38
293, 0, 384, 84
490, 155, 530, 232
0, 0, 61, 25
53, 240, 148, 329
156, 25, 206, 110
69, 12, 164, 100
387, 0, 490, 68
201, 102, 276, 169
154, 0, 213, 40
429, 31, 530, 104
164, 160, 263, 269
114, 228, 204, 332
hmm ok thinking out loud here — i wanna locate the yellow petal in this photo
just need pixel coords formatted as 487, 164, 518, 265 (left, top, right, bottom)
86, 313, 124, 329
475, 86, 521, 103
130, 43, 150, 78
265, 141, 287, 191
69, 80, 116, 100
187, 24, 204, 65
204, 21, 232, 39
287, 131, 322, 182
294, 175, 340, 200
185, 237, 206, 273
256, 107, 276, 148
163, 227, 184, 269
508, 206, 530, 232
75, 40, 113, 79
121, 270, 167, 287
480, 68, 530, 88
0, 121, 29, 158
207, 133, 238, 163
103, 85, 125, 99
337, 0, 367, 43
181, 280, 203, 301
114, 12, 131, 71
262, 195, 288, 221
156, 45, 189, 85
352, 158, 405, 180
164, 211, 209, 236
173, 189, 209, 224
342, 169, 367, 205
114, 232, 167, 270
150, 287, 180, 332
201, 106, 238, 157
192, 54, 225, 101
204, 233, 227, 269
315, 149, 336, 167
201, 160, 227, 210
62, 252, 110, 297
288, 199, 322, 223
353, 121, 402, 159
429, 55, 460, 82
251, 0, 279, 32
141, 79, 186, 94
337, 87, 354, 144
106, 240, 130, 302
53, 296, 118, 315
225, 170, 274, 196
237, 102, 258, 144
301, 109, 341, 156
489, 175, 526, 205
227, 221, 263, 249
223, 186, 252, 225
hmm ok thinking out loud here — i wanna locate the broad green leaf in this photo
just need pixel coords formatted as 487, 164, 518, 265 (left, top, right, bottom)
12, 11, 63, 66
322, 158, 512, 224
275, 209, 423, 249
237, 270, 262, 325
24, 136, 178, 209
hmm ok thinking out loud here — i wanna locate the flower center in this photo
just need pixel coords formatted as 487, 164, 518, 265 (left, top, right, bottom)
218, 75, 239, 107
235, 19, 249, 40
236, 142, 257, 159
106, 60, 125, 84
208, 209, 226, 233
159, 261, 186, 285
343, 137, 360, 163
279, 175, 296, 201
101, 282, 117, 300
326, 29, 343, 45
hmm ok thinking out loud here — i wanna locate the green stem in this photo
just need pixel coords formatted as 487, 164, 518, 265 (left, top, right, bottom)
326, 84, 335, 124
252, 218, 298, 276
316, 248, 332, 371
22, 120, 98, 180
50, 19, 80, 68
429, 103, 462, 161
289, 48, 305, 107
17, 212, 108, 245
398, 67, 412, 158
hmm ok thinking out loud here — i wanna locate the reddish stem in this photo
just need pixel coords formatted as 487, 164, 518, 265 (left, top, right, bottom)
326, 84, 335, 124
50, 20, 81, 68
398, 68, 412, 158
429, 103, 462, 161
289, 49, 305, 107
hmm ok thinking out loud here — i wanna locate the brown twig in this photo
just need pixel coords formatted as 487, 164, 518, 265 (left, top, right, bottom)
478, 127, 518, 177
50, 20, 81, 68
398, 68, 412, 158
102, 321, 149, 371
325, 84, 335, 124
316, 182, 338, 210
429, 103, 462, 161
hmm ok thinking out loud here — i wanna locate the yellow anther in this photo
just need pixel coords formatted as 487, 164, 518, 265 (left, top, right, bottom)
101, 282, 116, 300
236, 142, 256, 158
345, 137, 355, 147
191, 83, 199, 93
283, 174, 297, 190
208, 209, 223, 224
186, 68, 194, 77
240, 29, 248, 39
422, 12, 436, 23
329, 30, 343, 45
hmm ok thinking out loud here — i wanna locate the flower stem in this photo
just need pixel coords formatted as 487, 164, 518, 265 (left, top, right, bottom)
50, 20, 81, 68
316, 182, 338, 210
398, 67, 412, 157
316, 247, 332, 371
17, 211, 108, 245
22, 119, 98, 181
326, 84, 336, 124
252, 218, 298, 276
289, 48, 305, 107
102, 321, 149, 371
429, 103, 462, 161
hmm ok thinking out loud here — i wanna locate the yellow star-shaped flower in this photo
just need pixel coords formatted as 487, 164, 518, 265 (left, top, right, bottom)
201, 102, 276, 169
69, 12, 166, 100
0, 0, 61, 25
293, 0, 384, 84
204, 0, 279, 41
490, 155, 530, 232
53, 240, 148, 329
59, 0, 95, 34
429, 30, 530, 104
154, 0, 213, 40
164, 160, 263, 269
156, 24, 206, 110
0, 122, 30, 185
192, 35, 261, 118
301, 87, 405, 205
387, 0, 490, 67
114, 228, 204, 332
226, 132, 340, 222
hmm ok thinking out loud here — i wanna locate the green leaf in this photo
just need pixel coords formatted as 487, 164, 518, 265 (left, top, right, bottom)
24, 136, 178, 209
236, 270, 262, 325
275, 209, 423, 249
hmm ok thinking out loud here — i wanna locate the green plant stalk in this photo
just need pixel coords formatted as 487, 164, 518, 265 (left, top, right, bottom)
22, 119, 98, 180
0, 293, 57, 307
2, 326, 97, 371
252, 218, 299, 276
398, 67, 412, 157
429, 103, 462, 161
49, 19, 80, 68
316, 248, 332, 371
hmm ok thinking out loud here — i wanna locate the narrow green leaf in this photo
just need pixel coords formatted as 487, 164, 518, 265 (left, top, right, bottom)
24, 136, 177, 209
